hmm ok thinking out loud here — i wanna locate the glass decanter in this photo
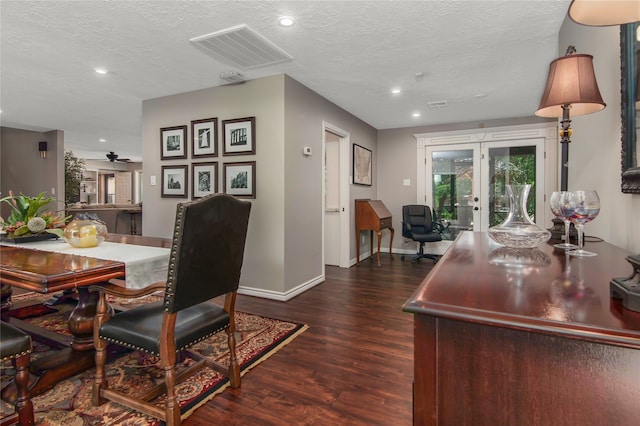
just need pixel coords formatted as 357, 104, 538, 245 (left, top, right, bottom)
488, 184, 551, 248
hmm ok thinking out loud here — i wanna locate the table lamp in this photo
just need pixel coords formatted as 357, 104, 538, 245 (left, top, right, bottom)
535, 45, 606, 191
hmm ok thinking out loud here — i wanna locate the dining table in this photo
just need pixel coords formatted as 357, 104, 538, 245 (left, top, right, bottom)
0, 234, 171, 401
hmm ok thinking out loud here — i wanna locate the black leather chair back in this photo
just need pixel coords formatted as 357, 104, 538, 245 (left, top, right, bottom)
402, 205, 434, 238
164, 194, 251, 313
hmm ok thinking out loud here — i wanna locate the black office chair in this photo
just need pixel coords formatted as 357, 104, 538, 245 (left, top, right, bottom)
401, 205, 443, 264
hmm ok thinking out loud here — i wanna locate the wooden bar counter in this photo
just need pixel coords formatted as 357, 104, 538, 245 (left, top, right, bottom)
403, 231, 640, 426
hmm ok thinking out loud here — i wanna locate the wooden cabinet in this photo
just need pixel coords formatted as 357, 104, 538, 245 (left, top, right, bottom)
403, 232, 640, 425
80, 170, 98, 204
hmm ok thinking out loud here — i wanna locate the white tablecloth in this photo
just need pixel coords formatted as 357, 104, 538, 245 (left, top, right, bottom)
1, 239, 170, 289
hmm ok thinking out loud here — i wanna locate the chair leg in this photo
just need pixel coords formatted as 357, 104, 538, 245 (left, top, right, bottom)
411, 242, 439, 264
13, 353, 34, 426
162, 362, 181, 426
227, 326, 240, 388
93, 294, 110, 406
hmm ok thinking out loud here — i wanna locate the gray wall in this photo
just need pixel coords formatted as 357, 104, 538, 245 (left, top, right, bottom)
560, 18, 640, 253
283, 76, 377, 291
0, 127, 65, 217
141, 75, 286, 296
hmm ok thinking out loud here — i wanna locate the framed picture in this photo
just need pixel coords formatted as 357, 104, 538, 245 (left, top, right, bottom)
223, 161, 256, 199
192, 162, 218, 198
353, 144, 372, 186
160, 125, 187, 160
161, 165, 188, 198
191, 118, 218, 158
223, 117, 256, 156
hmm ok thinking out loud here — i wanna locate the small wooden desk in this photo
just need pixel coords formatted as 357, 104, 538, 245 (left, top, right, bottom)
403, 232, 640, 425
355, 199, 394, 267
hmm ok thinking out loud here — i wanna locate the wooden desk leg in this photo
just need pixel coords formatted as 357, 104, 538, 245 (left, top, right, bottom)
370, 231, 374, 260
376, 231, 382, 267
356, 229, 361, 266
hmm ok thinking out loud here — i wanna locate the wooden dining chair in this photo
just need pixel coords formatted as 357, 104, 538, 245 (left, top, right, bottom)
91, 193, 251, 426
0, 321, 34, 426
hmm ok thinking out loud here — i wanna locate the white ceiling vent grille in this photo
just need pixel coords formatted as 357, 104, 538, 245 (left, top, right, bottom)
190, 24, 293, 70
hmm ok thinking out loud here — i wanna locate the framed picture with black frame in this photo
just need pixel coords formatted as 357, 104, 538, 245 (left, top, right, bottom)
222, 117, 256, 156
223, 161, 256, 199
352, 143, 372, 186
161, 165, 188, 198
191, 118, 218, 158
191, 162, 218, 198
160, 125, 187, 160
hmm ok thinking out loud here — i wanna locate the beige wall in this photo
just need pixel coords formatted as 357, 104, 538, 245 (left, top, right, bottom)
560, 18, 640, 253
141, 75, 286, 296
0, 127, 65, 216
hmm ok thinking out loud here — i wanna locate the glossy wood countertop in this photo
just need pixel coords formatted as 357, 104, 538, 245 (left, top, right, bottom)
403, 231, 640, 349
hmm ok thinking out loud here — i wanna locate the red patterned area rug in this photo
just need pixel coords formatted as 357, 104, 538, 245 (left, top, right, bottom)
1, 293, 307, 425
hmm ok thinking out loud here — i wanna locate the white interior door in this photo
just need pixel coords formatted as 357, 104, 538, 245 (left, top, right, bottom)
323, 122, 350, 268
324, 132, 340, 266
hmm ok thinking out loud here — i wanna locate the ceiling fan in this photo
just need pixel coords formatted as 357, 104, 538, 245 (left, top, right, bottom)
105, 151, 131, 162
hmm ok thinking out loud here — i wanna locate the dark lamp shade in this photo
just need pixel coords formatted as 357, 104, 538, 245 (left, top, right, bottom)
569, 0, 640, 26
535, 53, 606, 118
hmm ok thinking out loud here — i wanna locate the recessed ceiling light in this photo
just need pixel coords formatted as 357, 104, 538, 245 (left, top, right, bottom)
98, 138, 106, 143
391, 88, 401, 94
94, 68, 108, 75
278, 16, 295, 27
412, 112, 421, 118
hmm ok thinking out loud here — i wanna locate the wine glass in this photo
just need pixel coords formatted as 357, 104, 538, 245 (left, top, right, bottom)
549, 191, 578, 250
560, 190, 600, 257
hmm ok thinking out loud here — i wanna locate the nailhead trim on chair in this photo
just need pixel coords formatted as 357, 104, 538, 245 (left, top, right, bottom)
100, 324, 228, 355
163, 203, 184, 312
0, 349, 32, 363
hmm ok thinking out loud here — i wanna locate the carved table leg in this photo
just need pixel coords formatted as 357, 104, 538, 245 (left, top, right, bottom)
68, 287, 99, 351
0, 283, 12, 309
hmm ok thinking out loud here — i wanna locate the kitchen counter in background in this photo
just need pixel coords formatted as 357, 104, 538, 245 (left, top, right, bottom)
66, 204, 142, 235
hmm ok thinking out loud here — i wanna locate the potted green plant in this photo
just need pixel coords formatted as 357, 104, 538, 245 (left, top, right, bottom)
65, 151, 85, 206
0, 191, 68, 240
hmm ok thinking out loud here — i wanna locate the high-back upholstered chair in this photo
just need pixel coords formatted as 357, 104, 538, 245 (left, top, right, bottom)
401, 205, 443, 263
91, 194, 251, 426
0, 321, 34, 426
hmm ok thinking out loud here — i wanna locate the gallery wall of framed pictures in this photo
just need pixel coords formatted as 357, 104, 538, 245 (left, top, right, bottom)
159, 116, 257, 199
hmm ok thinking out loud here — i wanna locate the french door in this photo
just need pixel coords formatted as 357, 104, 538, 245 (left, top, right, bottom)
424, 138, 545, 238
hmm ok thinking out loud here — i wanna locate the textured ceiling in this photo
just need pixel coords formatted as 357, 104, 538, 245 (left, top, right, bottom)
0, 0, 570, 162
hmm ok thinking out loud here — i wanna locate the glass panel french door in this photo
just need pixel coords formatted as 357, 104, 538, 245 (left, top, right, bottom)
426, 144, 481, 240
480, 139, 545, 230
425, 139, 545, 239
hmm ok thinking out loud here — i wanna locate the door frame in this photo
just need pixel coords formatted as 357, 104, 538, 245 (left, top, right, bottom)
322, 121, 350, 269
416, 122, 558, 231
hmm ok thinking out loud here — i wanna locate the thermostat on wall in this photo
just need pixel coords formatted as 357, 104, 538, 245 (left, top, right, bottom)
303, 146, 312, 156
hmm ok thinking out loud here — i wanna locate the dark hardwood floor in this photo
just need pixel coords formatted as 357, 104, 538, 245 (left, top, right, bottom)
187, 254, 435, 426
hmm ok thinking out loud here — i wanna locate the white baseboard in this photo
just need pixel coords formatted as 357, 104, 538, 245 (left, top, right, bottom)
238, 273, 325, 301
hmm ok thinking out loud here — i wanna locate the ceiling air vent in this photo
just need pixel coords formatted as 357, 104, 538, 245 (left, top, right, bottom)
428, 100, 448, 109
190, 24, 293, 70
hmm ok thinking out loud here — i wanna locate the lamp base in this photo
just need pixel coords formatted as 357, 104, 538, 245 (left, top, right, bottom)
610, 255, 640, 313
547, 218, 577, 243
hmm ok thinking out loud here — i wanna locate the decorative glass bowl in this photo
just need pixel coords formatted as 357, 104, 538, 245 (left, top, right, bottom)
64, 214, 108, 248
